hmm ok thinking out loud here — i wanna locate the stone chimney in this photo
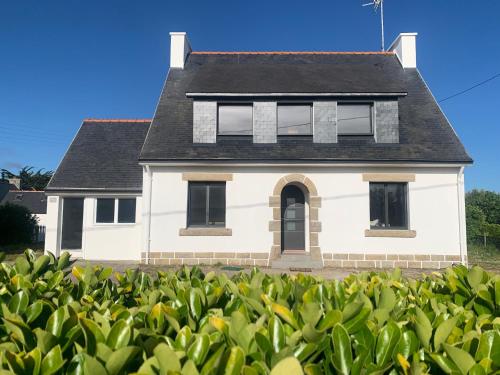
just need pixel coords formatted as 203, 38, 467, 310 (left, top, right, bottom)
170, 32, 191, 69
389, 33, 417, 68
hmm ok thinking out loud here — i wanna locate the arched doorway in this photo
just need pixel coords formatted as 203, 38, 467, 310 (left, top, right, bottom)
281, 185, 306, 252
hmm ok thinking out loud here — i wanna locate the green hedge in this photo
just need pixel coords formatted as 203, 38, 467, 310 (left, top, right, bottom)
0, 250, 498, 374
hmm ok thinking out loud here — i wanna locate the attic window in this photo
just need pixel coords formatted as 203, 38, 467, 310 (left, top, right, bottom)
277, 104, 312, 135
218, 104, 253, 136
337, 103, 373, 135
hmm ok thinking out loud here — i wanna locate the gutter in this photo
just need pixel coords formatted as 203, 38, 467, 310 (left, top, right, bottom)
144, 166, 153, 265
457, 166, 467, 266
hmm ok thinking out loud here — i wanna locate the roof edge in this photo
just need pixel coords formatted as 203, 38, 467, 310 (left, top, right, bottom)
190, 51, 395, 55
83, 118, 152, 123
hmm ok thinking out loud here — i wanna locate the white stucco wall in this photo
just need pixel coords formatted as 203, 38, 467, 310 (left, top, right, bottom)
147, 166, 464, 257
44, 195, 142, 260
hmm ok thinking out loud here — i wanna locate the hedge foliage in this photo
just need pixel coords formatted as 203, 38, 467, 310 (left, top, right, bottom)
0, 250, 499, 374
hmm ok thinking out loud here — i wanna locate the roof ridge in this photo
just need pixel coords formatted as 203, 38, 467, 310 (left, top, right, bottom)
191, 51, 395, 55
83, 118, 152, 123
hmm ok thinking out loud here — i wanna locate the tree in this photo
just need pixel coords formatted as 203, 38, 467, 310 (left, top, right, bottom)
0, 203, 37, 245
466, 204, 486, 241
465, 189, 500, 225
1, 166, 53, 190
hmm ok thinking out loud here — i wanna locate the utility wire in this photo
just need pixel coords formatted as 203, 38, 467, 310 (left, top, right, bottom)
439, 73, 500, 103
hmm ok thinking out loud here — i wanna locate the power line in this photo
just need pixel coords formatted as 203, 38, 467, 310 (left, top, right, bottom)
438, 73, 500, 103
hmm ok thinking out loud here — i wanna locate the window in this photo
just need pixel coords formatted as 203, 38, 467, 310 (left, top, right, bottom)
218, 105, 253, 135
96, 198, 136, 224
277, 104, 312, 135
188, 182, 226, 227
338, 103, 373, 135
370, 183, 408, 229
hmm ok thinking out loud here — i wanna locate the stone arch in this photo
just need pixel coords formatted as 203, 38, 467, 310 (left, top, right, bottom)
268, 174, 322, 261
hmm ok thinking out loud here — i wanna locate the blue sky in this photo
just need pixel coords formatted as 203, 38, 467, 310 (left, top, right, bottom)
0, 0, 499, 191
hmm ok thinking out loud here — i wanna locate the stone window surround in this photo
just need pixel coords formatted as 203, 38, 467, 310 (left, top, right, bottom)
269, 174, 322, 262
363, 173, 416, 238
180, 173, 233, 236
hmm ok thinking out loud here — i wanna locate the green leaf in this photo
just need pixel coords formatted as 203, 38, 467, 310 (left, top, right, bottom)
14, 256, 31, 275
224, 346, 245, 375
182, 360, 200, 375
342, 301, 363, 322
434, 315, 459, 350
344, 307, 371, 334
34, 329, 58, 354
46, 307, 65, 337
467, 266, 484, 290
26, 301, 44, 324
106, 320, 131, 350
79, 318, 105, 356
187, 334, 210, 366
299, 303, 322, 327
67, 353, 107, 375
469, 364, 486, 375
379, 287, 396, 311
105, 346, 140, 375
154, 343, 181, 373
375, 321, 401, 367
396, 330, 419, 359
41, 345, 65, 375
57, 252, 71, 271
317, 310, 342, 331
270, 357, 303, 375
414, 307, 432, 349
269, 316, 285, 353
200, 346, 225, 375
9, 290, 29, 315
189, 288, 202, 320
430, 353, 460, 374
443, 344, 476, 375
33, 255, 50, 275
475, 330, 500, 366
331, 324, 353, 375
3, 317, 36, 350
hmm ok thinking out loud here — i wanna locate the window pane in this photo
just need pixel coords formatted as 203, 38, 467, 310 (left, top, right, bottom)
208, 183, 226, 226
218, 105, 253, 135
370, 183, 386, 228
96, 198, 114, 223
118, 199, 136, 223
338, 104, 372, 135
188, 184, 207, 226
387, 183, 407, 228
277, 105, 312, 135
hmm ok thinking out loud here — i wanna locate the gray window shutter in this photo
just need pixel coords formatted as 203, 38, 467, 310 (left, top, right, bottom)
375, 101, 399, 143
193, 101, 217, 143
313, 101, 337, 143
253, 102, 277, 143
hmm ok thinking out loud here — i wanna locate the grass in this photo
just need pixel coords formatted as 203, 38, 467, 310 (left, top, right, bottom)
467, 242, 500, 272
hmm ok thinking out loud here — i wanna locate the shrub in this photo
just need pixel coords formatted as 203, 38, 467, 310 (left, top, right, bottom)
0, 203, 37, 246
0, 250, 498, 374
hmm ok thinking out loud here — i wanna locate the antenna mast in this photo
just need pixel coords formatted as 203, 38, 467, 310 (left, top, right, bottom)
363, 0, 385, 51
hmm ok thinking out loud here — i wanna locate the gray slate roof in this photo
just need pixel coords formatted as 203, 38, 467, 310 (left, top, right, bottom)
47, 120, 150, 192
0, 191, 47, 214
140, 52, 472, 164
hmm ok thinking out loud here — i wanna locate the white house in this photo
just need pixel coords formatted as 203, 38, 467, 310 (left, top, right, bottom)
44, 32, 472, 269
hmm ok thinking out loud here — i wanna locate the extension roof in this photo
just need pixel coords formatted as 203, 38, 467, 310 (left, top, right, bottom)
0, 191, 47, 214
46, 120, 150, 192
140, 52, 472, 164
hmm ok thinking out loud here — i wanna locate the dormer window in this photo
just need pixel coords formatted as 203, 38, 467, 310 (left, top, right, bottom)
217, 104, 253, 136
337, 103, 373, 135
277, 104, 312, 136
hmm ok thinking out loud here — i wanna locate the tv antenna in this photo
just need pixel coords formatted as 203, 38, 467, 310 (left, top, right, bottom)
363, 0, 385, 51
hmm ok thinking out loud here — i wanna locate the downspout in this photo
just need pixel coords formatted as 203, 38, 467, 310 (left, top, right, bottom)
456, 166, 466, 266
144, 165, 153, 265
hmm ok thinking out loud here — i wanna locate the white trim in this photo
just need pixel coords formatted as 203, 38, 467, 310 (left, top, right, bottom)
186, 92, 408, 97
457, 166, 467, 265
94, 197, 137, 225
46, 192, 141, 197
139, 161, 470, 168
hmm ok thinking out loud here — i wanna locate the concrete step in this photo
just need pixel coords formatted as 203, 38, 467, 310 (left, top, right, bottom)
271, 254, 323, 269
